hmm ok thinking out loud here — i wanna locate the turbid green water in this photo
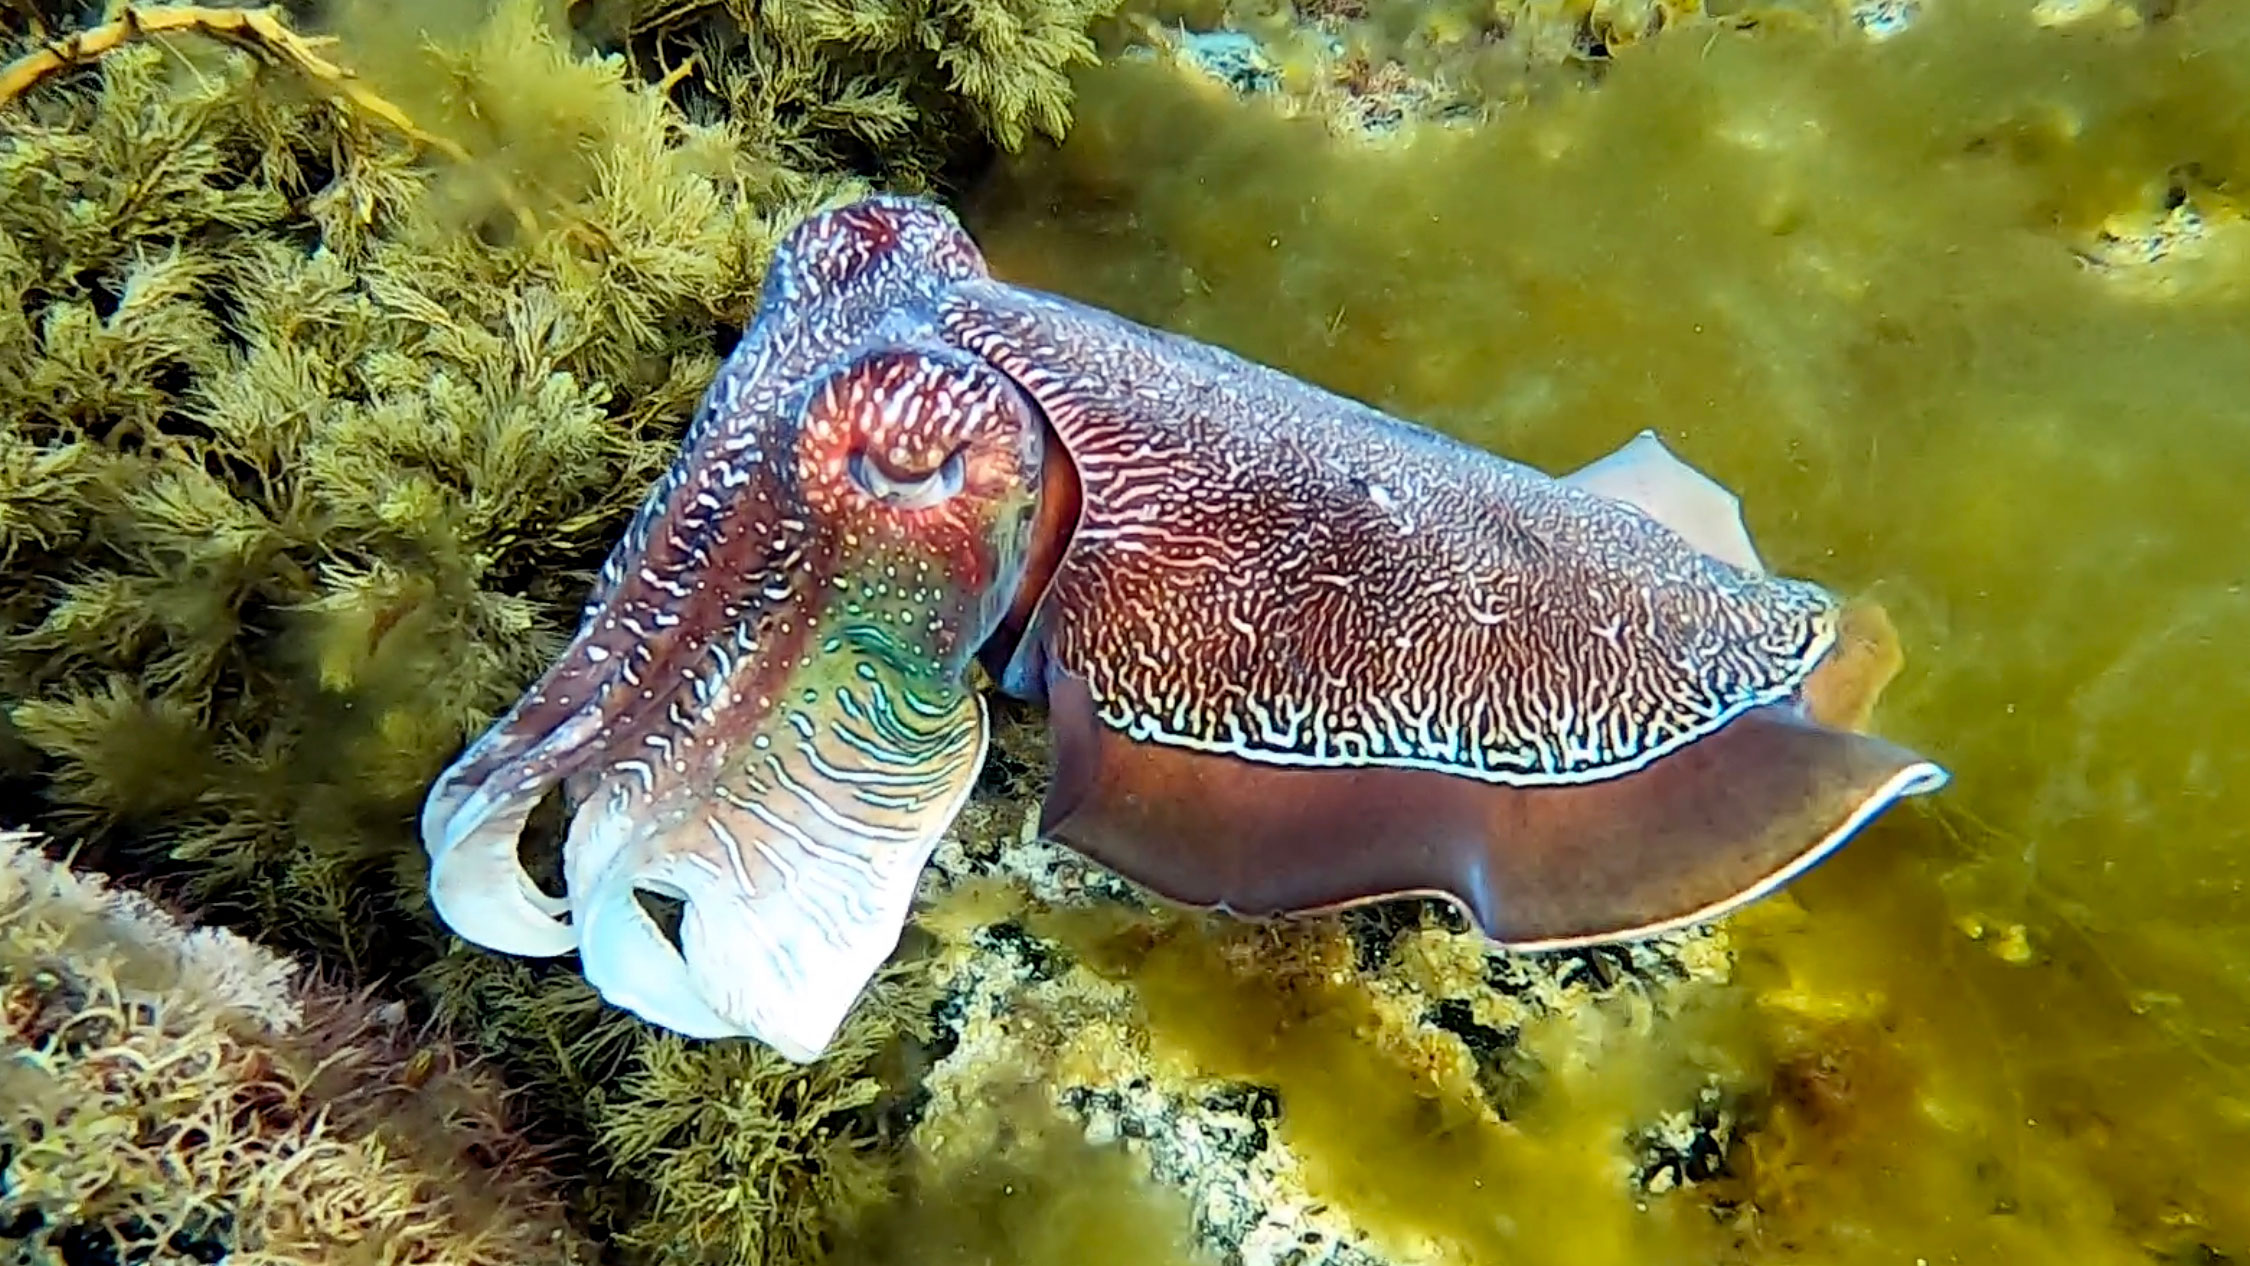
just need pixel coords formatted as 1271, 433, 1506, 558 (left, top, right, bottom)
947, 2, 2250, 1260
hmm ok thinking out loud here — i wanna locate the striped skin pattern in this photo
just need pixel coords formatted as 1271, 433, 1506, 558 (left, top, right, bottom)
420, 202, 1043, 1058
952, 285, 1840, 786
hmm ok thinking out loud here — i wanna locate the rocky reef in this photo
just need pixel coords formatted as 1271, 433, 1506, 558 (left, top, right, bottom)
880, 703, 1748, 1266
4, 0, 2248, 1263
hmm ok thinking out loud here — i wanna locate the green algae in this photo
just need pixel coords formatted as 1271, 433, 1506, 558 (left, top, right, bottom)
956, 0, 2250, 1259
592, 958, 947, 1266
1038, 907, 1738, 1265
833, 1077, 1221, 1266
0, 1, 1120, 1260
876, 861, 1748, 1266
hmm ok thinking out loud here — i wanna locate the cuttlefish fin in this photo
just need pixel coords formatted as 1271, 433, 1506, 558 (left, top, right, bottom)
1038, 670, 1946, 947
1562, 427, 1916, 737
1565, 429, 1765, 574
1799, 595, 1908, 735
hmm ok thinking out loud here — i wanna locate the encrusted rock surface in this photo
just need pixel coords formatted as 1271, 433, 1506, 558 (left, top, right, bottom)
897, 706, 1743, 1266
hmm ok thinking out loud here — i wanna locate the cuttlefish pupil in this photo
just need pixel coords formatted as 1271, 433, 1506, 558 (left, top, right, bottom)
849, 446, 968, 509
420, 195, 1950, 1063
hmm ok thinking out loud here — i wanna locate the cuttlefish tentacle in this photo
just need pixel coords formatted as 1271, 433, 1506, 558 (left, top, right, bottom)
421, 200, 1042, 1057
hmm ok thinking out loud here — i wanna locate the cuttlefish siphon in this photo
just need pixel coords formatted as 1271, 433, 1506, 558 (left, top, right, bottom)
418, 196, 1949, 1062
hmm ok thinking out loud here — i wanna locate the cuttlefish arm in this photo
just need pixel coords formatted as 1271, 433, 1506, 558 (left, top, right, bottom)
940, 274, 1948, 947
420, 200, 1042, 1058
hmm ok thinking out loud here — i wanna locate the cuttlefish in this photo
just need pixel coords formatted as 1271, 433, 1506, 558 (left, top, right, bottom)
418, 196, 1948, 1062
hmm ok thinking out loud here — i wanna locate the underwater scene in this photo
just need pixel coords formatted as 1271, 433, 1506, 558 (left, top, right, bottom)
2, 0, 2245, 1262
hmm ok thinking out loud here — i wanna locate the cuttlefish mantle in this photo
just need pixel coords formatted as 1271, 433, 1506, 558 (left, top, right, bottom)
417, 195, 1949, 1061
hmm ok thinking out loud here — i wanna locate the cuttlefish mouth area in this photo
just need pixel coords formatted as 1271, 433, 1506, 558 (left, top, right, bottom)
419, 340, 1045, 1058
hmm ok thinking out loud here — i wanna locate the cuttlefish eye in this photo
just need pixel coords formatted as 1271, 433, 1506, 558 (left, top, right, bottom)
848, 445, 969, 510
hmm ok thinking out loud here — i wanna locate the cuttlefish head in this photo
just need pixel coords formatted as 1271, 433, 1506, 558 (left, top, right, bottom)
420, 199, 1042, 1060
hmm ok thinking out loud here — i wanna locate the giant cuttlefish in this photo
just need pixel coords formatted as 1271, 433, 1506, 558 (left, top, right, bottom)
419, 196, 1949, 1062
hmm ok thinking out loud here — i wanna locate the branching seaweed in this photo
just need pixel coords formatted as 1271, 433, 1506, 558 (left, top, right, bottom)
0, 11, 770, 964
583, 0, 1125, 190
0, 0, 1106, 1258
597, 959, 945, 1266
2, 5, 470, 167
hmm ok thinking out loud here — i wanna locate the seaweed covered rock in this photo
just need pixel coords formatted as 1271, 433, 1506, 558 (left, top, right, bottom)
1098, 0, 1736, 138
0, 826, 593, 1264
861, 705, 1747, 1266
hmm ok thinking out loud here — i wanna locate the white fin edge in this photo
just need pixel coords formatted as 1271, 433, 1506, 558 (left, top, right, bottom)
1503, 756, 1951, 952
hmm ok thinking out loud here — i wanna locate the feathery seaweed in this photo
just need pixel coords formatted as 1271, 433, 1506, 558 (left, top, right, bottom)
0, 0, 1115, 1258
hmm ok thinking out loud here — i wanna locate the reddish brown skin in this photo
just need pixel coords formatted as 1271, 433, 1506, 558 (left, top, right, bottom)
1038, 667, 1924, 946
981, 431, 1083, 684
931, 265, 1940, 946
1022, 529, 1923, 945
428, 195, 1946, 983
